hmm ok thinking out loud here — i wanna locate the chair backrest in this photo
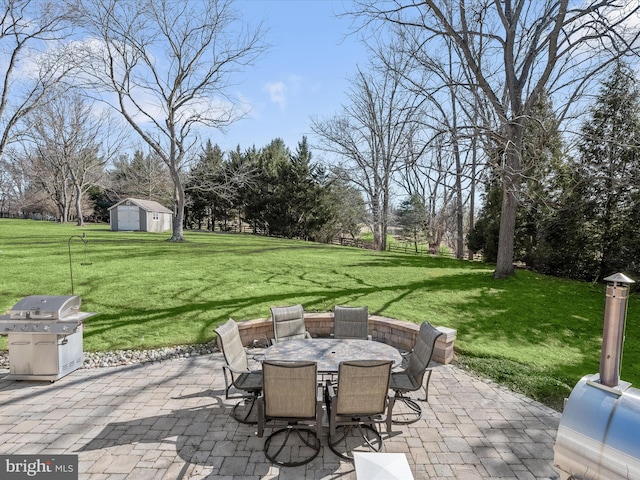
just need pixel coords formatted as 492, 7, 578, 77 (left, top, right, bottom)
335, 360, 392, 416
333, 305, 369, 339
214, 319, 248, 380
262, 360, 318, 419
270, 304, 307, 342
407, 321, 443, 381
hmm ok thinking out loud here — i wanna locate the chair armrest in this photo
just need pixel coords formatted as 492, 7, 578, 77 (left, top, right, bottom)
399, 350, 412, 367
326, 380, 337, 400
251, 352, 265, 362
222, 364, 251, 376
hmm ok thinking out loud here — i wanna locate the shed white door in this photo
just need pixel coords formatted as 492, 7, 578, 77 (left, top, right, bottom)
118, 205, 140, 230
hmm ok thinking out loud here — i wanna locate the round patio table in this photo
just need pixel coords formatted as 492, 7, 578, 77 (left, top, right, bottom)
262, 338, 403, 373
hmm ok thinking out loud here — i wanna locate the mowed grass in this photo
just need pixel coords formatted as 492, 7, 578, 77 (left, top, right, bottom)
1, 219, 639, 411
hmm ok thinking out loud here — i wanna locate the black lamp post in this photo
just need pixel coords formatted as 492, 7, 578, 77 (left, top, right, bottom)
68, 233, 90, 295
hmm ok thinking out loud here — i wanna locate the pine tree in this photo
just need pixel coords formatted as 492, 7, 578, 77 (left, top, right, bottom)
575, 61, 640, 280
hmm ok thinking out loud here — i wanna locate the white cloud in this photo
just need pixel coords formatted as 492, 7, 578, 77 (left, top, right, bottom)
264, 81, 287, 109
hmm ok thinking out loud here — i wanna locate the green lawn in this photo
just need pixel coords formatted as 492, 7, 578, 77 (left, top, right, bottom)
1, 219, 638, 411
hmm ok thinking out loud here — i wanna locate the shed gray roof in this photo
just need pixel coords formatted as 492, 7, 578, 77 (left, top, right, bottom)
108, 198, 173, 214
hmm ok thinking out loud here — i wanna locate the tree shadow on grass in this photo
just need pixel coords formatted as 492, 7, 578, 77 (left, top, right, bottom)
82, 266, 611, 399
8, 229, 621, 410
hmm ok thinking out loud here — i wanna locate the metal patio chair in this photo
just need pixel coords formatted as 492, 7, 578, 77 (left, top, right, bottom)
389, 320, 442, 424
214, 318, 263, 424
270, 304, 312, 343
257, 360, 324, 467
333, 305, 372, 340
327, 359, 394, 460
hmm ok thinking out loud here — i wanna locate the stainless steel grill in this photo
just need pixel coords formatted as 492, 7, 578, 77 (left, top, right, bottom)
0, 295, 96, 381
554, 274, 640, 480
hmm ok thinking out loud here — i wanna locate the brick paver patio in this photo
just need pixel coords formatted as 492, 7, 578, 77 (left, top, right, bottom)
0, 352, 561, 479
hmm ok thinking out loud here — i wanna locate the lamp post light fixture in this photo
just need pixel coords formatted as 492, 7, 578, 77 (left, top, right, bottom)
599, 273, 635, 388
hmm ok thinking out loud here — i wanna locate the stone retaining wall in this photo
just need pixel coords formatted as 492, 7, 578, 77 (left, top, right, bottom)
234, 313, 456, 365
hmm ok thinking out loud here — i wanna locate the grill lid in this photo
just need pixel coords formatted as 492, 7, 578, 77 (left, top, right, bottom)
7, 295, 82, 320
0, 295, 96, 334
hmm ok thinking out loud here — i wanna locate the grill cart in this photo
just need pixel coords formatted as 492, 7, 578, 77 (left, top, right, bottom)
0, 295, 96, 381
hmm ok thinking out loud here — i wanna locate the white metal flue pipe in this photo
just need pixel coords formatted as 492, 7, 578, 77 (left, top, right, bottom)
599, 273, 634, 388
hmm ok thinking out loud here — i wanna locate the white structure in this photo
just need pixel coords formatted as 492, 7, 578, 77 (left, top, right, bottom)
108, 198, 173, 232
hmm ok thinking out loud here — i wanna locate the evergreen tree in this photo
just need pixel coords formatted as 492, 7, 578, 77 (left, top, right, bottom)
243, 138, 290, 234
185, 141, 228, 230
397, 195, 429, 253
229, 145, 259, 230
533, 162, 600, 279
573, 61, 640, 280
467, 168, 502, 263
516, 93, 565, 267
319, 176, 366, 242
262, 136, 332, 240
286, 136, 327, 240
110, 150, 173, 205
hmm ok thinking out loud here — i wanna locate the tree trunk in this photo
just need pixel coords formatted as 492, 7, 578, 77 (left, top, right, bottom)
467, 125, 478, 260
169, 181, 185, 242
494, 123, 523, 278
75, 185, 84, 226
494, 182, 518, 278
455, 164, 464, 259
381, 186, 389, 251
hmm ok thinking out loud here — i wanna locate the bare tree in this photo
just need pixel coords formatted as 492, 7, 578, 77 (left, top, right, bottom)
77, 0, 266, 241
311, 57, 425, 251
0, 157, 19, 215
399, 133, 456, 250
19, 92, 114, 223
0, 0, 77, 158
352, 0, 640, 278
366, 24, 489, 259
21, 142, 74, 222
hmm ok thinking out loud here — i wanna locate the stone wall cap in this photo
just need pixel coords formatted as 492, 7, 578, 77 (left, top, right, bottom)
369, 315, 418, 327
436, 326, 457, 340
237, 317, 270, 327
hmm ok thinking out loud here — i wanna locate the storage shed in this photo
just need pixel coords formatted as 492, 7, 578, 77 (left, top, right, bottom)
108, 198, 173, 232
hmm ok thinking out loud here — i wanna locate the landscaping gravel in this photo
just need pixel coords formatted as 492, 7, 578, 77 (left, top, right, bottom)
0, 340, 221, 370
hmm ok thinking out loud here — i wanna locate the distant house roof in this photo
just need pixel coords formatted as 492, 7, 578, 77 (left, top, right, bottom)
108, 198, 173, 214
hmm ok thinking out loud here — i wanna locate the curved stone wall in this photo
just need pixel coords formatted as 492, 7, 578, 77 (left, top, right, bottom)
231, 312, 456, 365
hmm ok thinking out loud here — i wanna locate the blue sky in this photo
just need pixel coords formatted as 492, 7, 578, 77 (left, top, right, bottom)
212, 0, 368, 154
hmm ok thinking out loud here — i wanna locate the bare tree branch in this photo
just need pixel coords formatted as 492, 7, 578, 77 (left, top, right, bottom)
76, 0, 267, 241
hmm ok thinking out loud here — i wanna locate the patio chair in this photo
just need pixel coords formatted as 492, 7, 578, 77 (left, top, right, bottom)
214, 319, 263, 424
333, 305, 372, 340
257, 360, 324, 467
270, 304, 312, 343
389, 320, 442, 424
327, 360, 394, 460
